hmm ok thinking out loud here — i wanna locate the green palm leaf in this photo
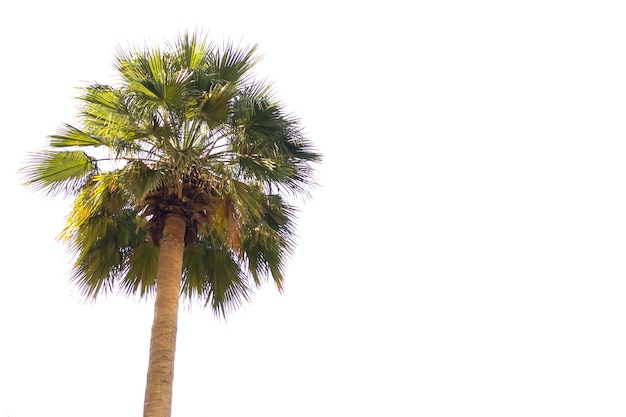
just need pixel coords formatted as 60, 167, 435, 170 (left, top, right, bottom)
121, 241, 160, 297
49, 124, 108, 147
182, 235, 251, 317
21, 150, 96, 196
209, 42, 260, 85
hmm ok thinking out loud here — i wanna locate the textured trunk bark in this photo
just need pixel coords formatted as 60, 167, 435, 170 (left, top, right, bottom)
143, 214, 186, 417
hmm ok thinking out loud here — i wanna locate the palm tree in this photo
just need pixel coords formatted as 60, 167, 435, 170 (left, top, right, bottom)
21, 31, 320, 417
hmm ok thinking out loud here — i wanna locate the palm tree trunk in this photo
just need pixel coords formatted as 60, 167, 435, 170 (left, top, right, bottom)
143, 214, 186, 417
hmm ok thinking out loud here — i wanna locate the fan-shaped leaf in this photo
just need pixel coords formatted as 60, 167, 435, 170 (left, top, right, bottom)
21, 150, 95, 196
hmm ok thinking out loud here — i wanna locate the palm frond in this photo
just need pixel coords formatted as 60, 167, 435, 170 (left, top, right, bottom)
241, 193, 295, 291
230, 96, 321, 194
208, 41, 260, 85
49, 124, 108, 148
60, 171, 132, 243
21, 150, 97, 196
116, 45, 191, 110
199, 82, 236, 128
80, 85, 138, 143
121, 241, 159, 297
120, 160, 165, 203
70, 208, 143, 298
173, 30, 212, 71
221, 178, 266, 219
182, 236, 252, 317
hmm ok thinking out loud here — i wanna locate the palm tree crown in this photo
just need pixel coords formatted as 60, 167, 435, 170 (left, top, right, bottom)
23, 32, 320, 316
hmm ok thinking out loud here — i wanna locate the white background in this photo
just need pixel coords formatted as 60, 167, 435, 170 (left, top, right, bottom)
1, 1, 625, 416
